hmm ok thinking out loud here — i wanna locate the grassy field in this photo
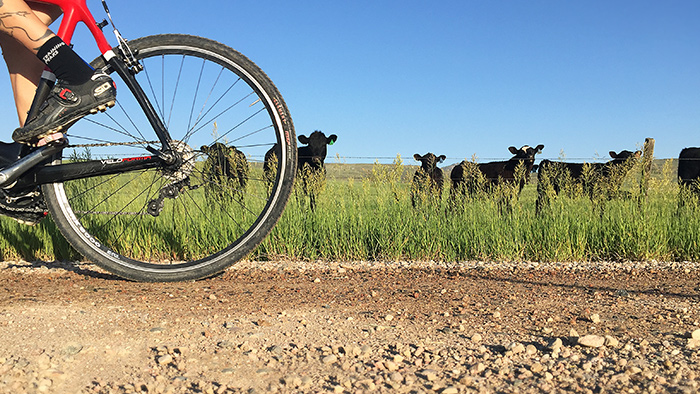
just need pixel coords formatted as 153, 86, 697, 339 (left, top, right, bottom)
1, 155, 699, 263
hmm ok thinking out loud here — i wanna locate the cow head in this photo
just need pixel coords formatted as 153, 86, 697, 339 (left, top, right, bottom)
609, 150, 641, 164
414, 153, 446, 173
508, 144, 545, 167
298, 130, 338, 168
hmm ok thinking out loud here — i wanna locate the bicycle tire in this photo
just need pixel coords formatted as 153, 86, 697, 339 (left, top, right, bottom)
41, 34, 296, 281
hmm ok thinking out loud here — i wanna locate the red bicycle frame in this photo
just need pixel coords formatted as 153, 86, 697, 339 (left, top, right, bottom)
33, 0, 113, 54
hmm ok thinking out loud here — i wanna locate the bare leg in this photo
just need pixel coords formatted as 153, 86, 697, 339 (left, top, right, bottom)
0, 1, 60, 126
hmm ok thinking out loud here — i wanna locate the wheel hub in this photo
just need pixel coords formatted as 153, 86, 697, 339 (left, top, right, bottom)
162, 140, 195, 182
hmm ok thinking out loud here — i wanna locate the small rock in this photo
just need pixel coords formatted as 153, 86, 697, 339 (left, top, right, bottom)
442, 387, 459, 394
384, 360, 399, 371
390, 372, 403, 383
578, 335, 605, 348
492, 311, 501, 319
509, 343, 525, 354
471, 333, 483, 343
627, 366, 642, 375
547, 338, 563, 350
385, 314, 394, 321
530, 362, 544, 373
269, 345, 284, 356
283, 375, 301, 387
157, 354, 173, 365
590, 314, 601, 324
569, 328, 579, 337
322, 355, 338, 364
615, 289, 629, 297
218, 340, 235, 349
459, 375, 473, 385
605, 335, 620, 348
301, 376, 313, 387
692, 329, 700, 340
62, 343, 83, 356
421, 369, 439, 381
687, 338, 700, 349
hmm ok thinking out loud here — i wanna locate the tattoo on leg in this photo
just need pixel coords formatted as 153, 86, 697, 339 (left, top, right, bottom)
0, 12, 53, 44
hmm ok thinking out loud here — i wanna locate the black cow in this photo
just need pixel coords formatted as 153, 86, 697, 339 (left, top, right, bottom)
200, 142, 249, 203
678, 147, 700, 200
450, 145, 544, 201
536, 149, 641, 212
411, 152, 446, 208
264, 130, 338, 210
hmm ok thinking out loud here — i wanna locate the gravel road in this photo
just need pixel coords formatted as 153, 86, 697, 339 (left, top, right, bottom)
0, 259, 699, 393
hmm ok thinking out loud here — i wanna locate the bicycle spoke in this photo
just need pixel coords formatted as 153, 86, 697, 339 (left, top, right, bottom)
166, 55, 186, 129
141, 59, 164, 121
186, 67, 227, 135
208, 107, 266, 146
187, 59, 207, 133
184, 80, 245, 143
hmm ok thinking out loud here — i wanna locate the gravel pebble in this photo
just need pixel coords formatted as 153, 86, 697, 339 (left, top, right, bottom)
578, 335, 606, 348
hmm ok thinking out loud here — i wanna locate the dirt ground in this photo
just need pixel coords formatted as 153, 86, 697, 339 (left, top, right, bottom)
0, 260, 699, 394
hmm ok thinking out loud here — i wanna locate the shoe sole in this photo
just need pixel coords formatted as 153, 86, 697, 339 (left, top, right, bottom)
24, 100, 116, 146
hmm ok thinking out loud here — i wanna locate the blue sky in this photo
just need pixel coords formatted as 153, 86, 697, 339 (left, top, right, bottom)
2, 0, 699, 165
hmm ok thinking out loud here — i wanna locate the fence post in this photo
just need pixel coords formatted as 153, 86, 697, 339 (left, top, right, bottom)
638, 137, 655, 207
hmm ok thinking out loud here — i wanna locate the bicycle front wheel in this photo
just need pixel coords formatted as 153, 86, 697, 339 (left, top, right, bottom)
42, 34, 296, 281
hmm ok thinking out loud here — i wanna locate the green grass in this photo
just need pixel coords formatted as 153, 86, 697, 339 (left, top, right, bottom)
2, 155, 700, 263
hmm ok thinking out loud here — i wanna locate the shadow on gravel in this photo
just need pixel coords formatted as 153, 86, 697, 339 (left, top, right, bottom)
5, 260, 125, 281
460, 271, 700, 301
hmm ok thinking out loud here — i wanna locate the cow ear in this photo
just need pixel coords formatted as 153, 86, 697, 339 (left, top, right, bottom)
438, 155, 446, 163
634, 150, 642, 157
327, 134, 338, 145
414, 154, 422, 161
609, 151, 618, 158
509, 146, 519, 154
298, 135, 309, 144
536, 144, 544, 152
200, 145, 210, 153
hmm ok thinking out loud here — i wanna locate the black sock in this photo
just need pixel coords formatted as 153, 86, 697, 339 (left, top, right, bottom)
36, 36, 94, 85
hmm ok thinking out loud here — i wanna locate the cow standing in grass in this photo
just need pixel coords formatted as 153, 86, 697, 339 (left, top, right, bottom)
411, 152, 446, 208
678, 147, 700, 206
536, 149, 641, 213
264, 130, 337, 211
450, 145, 544, 203
200, 142, 249, 204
